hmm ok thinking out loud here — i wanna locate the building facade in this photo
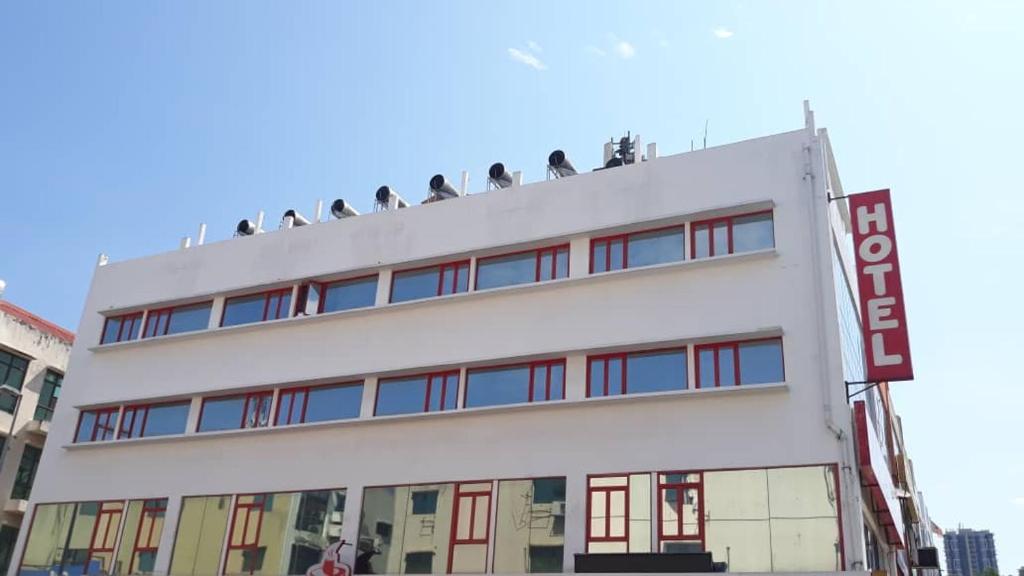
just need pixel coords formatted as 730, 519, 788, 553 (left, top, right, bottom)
8, 104, 931, 576
0, 298, 73, 574
943, 529, 998, 576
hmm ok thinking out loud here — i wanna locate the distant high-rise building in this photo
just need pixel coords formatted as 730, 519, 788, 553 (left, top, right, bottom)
943, 529, 998, 576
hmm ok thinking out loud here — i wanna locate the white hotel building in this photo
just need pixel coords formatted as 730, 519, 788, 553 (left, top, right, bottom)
9, 104, 931, 576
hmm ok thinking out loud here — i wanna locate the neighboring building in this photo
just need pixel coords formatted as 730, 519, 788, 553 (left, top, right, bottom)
8, 103, 933, 576
943, 529, 998, 576
0, 295, 73, 575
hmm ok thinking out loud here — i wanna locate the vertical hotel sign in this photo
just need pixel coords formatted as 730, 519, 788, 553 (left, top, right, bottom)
850, 189, 913, 382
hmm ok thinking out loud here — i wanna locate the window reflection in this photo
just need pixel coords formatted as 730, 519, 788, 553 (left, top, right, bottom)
692, 212, 774, 259
143, 303, 212, 339
493, 479, 566, 573
198, 393, 272, 433
358, 484, 456, 574
119, 402, 190, 439
321, 277, 378, 313
376, 373, 458, 416
19, 501, 125, 576
476, 246, 569, 291
732, 213, 775, 253
586, 475, 650, 554
277, 383, 363, 425
169, 496, 231, 576
627, 228, 685, 268
391, 262, 470, 303
222, 290, 292, 327
115, 499, 167, 574
465, 361, 565, 408
589, 350, 686, 397
696, 339, 784, 388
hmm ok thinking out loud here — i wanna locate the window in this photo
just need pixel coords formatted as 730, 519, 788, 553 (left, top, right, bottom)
475, 245, 569, 291
449, 482, 492, 573
118, 402, 190, 439
0, 349, 28, 413
0, 524, 18, 576
390, 261, 470, 303
221, 289, 293, 327
586, 474, 651, 554
34, 370, 62, 422
275, 382, 363, 426
18, 501, 126, 576
375, 371, 459, 416
691, 211, 774, 259
295, 276, 379, 316
222, 490, 346, 576
657, 473, 703, 552
100, 312, 143, 344
141, 302, 212, 338
493, 478, 566, 573
11, 445, 41, 500
404, 552, 434, 574
590, 227, 685, 273
588, 349, 687, 397
464, 360, 565, 408
696, 338, 784, 388
169, 495, 232, 576
411, 490, 438, 515
197, 392, 273, 433
75, 407, 120, 443
116, 498, 168, 575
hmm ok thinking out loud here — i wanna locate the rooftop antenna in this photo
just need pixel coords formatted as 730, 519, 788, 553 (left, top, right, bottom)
703, 119, 709, 150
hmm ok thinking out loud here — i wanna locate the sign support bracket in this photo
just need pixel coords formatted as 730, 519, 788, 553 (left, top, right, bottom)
845, 380, 882, 400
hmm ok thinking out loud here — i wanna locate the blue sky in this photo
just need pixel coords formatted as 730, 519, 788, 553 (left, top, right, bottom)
1, 0, 1021, 568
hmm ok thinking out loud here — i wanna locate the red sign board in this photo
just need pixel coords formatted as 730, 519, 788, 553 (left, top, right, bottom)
849, 189, 913, 382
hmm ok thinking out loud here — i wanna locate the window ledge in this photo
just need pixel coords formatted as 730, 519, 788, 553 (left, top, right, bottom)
88, 248, 778, 354
62, 382, 787, 451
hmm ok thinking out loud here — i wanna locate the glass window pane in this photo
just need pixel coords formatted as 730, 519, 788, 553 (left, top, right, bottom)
198, 397, 245, 432
19, 503, 77, 575
718, 347, 736, 387
222, 294, 270, 327
76, 412, 98, 443
478, 252, 537, 290
456, 264, 470, 293
693, 225, 711, 259
712, 222, 729, 256
391, 268, 441, 303
304, 384, 363, 423
11, 446, 41, 500
538, 251, 554, 282
588, 360, 605, 397
766, 466, 840, 572
166, 303, 211, 335
169, 496, 231, 576
267, 292, 291, 321
465, 366, 531, 408
116, 499, 168, 575
738, 340, 784, 385
443, 375, 459, 410
608, 240, 624, 271
102, 318, 122, 344
608, 358, 623, 395
592, 242, 608, 273
549, 364, 564, 400
143, 403, 190, 437
375, 376, 428, 416
357, 484, 454, 575
322, 277, 378, 313
627, 228, 684, 268
627, 474, 652, 553
732, 213, 775, 253
625, 350, 687, 394
555, 248, 569, 279
242, 395, 272, 429
698, 349, 716, 389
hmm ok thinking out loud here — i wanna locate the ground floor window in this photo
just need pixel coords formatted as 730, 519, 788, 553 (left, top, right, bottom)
585, 464, 842, 572
0, 524, 19, 576
169, 489, 345, 576
18, 500, 127, 576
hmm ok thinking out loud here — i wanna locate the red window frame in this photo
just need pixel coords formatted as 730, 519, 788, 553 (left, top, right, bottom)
197, 391, 274, 432
473, 244, 570, 289
656, 472, 704, 550
220, 288, 293, 326
294, 274, 378, 316
75, 407, 120, 443
585, 475, 630, 550
446, 482, 493, 574
274, 381, 362, 425
690, 210, 773, 259
586, 347, 687, 398
127, 498, 167, 574
694, 337, 785, 388
141, 301, 213, 339
589, 225, 685, 273
224, 493, 268, 575
389, 260, 471, 303
118, 401, 190, 439
465, 359, 566, 405
84, 501, 125, 575
374, 370, 460, 416
100, 312, 143, 344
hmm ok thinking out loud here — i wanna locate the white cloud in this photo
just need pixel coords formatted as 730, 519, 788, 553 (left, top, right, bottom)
607, 33, 636, 59
507, 47, 547, 70
713, 27, 734, 39
1013, 496, 1024, 506
585, 45, 607, 57
527, 40, 542, 53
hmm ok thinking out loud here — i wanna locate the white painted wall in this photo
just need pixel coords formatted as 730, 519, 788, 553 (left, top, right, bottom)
16, 125, 863, 574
